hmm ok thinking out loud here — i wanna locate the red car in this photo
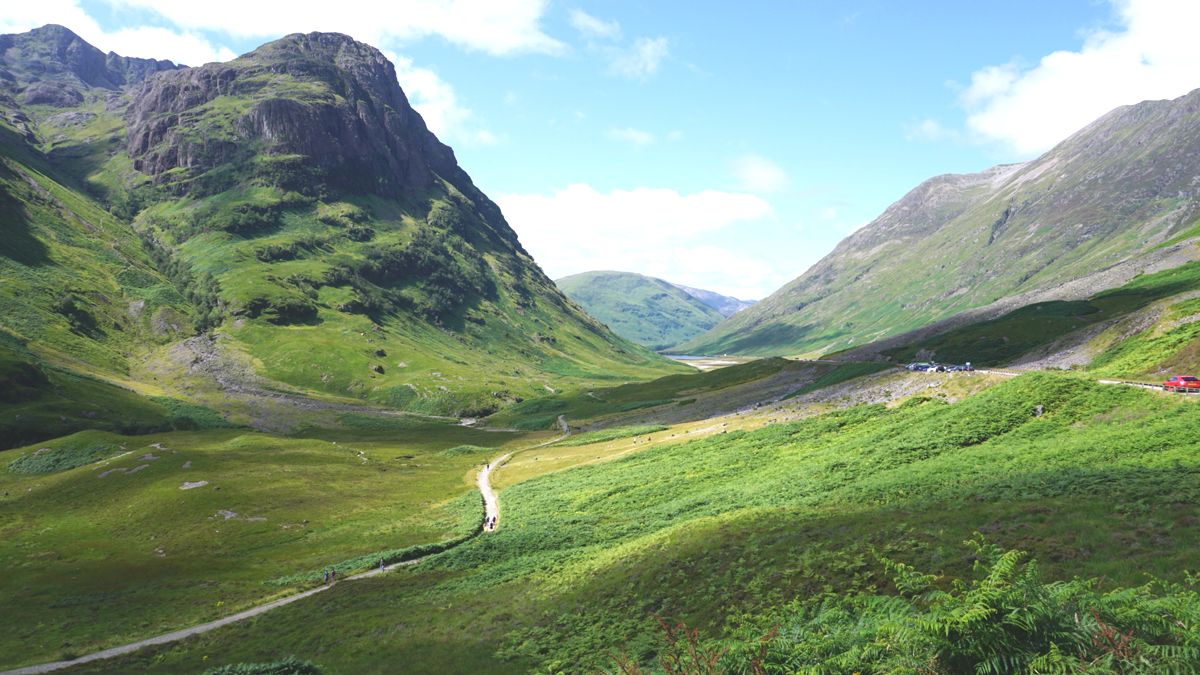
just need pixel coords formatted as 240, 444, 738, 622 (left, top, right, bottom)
1162, 375, 1200, 392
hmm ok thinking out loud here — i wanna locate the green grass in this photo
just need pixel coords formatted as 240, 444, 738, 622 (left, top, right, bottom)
6, 430, 125, 473
440, 444, 496, 457
783, 360, 894, 398
74, 372, 1200, 673
882, 261, 1200, 370
0, 340, 233, 450
0, 422, 526, 670
488, 357, 799, 429
550, 425, 669, 447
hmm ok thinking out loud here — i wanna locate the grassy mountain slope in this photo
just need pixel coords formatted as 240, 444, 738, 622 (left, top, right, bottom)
556, 271, 727, 350
683, 88, 1200, 357
0, 26, 682, 440
850, 259, 1200, 381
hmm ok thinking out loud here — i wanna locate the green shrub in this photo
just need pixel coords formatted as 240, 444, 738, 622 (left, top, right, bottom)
9, 435, 122, 474
202, 656, 321, 675
718, 538, 1200, 673
441, 444, 496, 457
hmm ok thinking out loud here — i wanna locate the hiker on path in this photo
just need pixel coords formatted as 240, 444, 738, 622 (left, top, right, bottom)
379, 559, 385, 571
331, 569, 337, 583
324, 570, 330, 585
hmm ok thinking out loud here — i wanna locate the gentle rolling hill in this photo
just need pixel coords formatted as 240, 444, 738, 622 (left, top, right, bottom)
556, 270, 729, 351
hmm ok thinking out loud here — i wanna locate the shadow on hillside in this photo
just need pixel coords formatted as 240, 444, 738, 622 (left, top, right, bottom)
0, 177, 50, 266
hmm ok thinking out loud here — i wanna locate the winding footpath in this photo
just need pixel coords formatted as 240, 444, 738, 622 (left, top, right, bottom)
1, 417, 570, 675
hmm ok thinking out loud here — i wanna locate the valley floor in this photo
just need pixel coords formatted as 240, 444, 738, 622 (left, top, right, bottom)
4, 360, 1200, 673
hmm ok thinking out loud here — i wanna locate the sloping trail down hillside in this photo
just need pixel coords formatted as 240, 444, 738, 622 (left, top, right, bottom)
0, 416, 570, 675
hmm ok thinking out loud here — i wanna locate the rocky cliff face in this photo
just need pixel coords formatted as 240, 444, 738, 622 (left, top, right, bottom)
126, 33, 478, 203
683, 88, 1200, 357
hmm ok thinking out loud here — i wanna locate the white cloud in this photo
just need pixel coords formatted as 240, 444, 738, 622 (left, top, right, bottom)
103, 0, 565, 56
962, 0, 1200, 155
496, 184, 777, 297
732, 154, 788, 193
386, 51, 497, 146
904, 117, 960, 142
608, 127, 655, 146
0, 0, 235, 65
666, 129, 684, 141
105, 26, 236, 64
610, 36, 669, 78
569, 8, 620, 40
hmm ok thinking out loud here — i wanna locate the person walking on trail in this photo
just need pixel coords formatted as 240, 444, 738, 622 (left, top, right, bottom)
379, 559, 385, 572
331, 569, 337, 584
323, 569, 330, 585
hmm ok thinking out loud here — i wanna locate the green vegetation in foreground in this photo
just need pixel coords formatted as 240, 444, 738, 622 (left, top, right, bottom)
487, 356, 799, 429
783, 360, 894, 399
555, 271, 727, 351
82, 372, 1200, 673
202, 657, 320, 675
717, 538, 1200, 672
550, 425, 668, 447
0, 421, 524, 670
882, 261, 1200, 373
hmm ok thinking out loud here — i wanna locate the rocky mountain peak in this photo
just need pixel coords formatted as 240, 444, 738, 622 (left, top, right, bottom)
124, 31, 484, 205
0, 24, 178, 106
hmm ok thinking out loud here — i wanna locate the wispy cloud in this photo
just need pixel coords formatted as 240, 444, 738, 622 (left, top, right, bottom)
569, 8, 620, 40
608, 127, 655, 146
732, 154, 788, 193
610, 36, 669, 78
904, 118, 961, 142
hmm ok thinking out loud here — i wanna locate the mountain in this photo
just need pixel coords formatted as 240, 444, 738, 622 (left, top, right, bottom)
556, 271, 727, 351
682, 87, 1200, 357
0, 26, 681, 443
669, 282, 755, 317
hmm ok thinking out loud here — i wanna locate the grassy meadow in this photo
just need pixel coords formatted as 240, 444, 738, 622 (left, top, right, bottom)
0, 421, 531, 670
54, 371, 1200, 673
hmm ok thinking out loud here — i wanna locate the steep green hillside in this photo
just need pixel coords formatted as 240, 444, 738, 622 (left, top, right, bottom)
0, 25, 682, 437
880, 261, 1200, 374
556, 271, 726, 350
683, 88, 1200, 357
69, 372, 1200, 673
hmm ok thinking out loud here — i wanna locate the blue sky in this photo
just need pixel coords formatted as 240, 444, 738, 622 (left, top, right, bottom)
5, 1, 1200, 299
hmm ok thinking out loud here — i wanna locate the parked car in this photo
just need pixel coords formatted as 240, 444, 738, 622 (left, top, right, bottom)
1162, 375, 1200, 392
906, 362, 931, 371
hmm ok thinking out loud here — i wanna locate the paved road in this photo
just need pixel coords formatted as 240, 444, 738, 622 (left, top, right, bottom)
0, 416, 572, 675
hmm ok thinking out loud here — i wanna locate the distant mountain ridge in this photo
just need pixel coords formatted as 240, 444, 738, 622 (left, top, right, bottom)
669, 283, 755, 317
556, 271, 729, 351
682, 87, 1200, 357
